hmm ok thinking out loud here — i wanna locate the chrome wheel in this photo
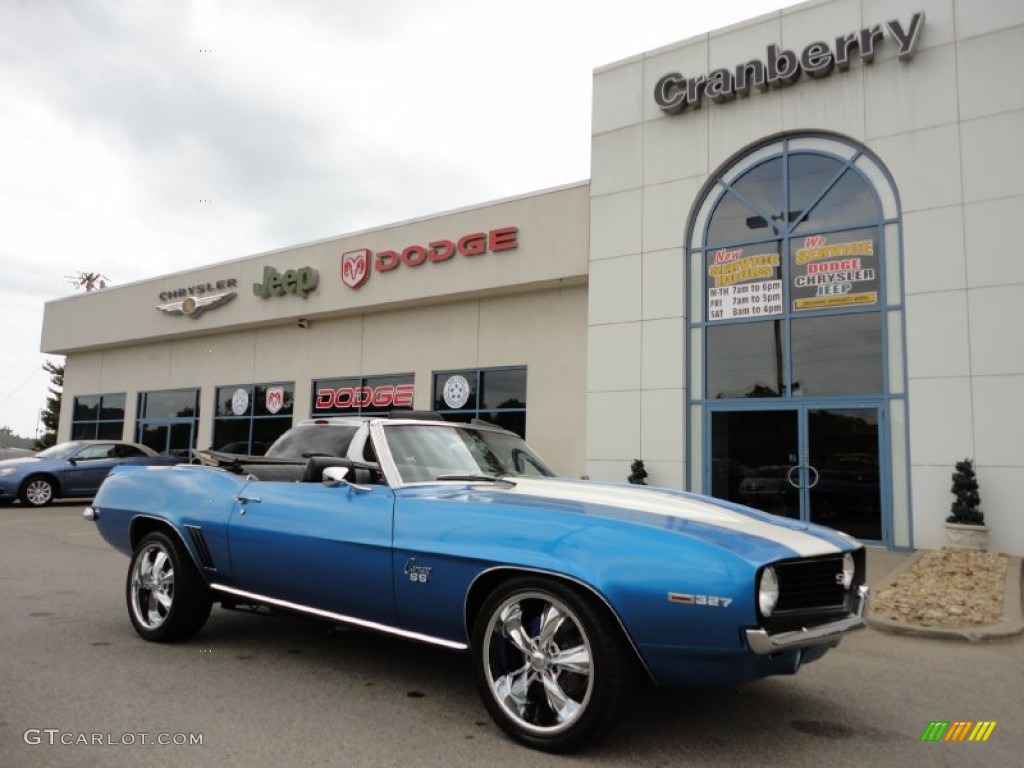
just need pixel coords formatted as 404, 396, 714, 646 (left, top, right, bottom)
484, 592, 593, 735
21, 477, 54, 507
472, 577, 633, 752
130, 542, 175, 631
126, 531, 211, 641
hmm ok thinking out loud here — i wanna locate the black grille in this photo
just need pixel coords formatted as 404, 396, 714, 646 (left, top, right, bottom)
761, 549, 865, 631
775, 556, 847, 611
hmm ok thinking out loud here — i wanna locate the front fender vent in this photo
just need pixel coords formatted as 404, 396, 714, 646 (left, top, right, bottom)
185, 525, 216, 571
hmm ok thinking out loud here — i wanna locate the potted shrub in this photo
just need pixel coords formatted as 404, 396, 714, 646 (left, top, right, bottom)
944, 458, 989, 550
627, 459, 649, 485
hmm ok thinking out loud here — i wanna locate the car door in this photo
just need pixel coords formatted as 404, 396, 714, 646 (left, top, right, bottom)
226, 479, 398, 626
61, 443, 120, 495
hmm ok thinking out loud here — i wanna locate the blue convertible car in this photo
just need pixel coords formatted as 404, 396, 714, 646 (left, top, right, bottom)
87, 417, 868, 752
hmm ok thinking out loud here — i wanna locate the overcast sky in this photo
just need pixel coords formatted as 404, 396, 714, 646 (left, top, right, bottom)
0, 0, 801, 440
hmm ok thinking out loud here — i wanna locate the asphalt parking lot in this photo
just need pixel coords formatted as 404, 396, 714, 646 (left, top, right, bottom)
2, 503, 1022, 768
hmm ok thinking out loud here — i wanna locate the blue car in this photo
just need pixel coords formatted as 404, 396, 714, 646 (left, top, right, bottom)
0, 440, 180, 507
86, 417, 868, 752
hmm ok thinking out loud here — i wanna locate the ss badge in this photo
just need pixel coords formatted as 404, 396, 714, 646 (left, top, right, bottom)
404, 558, 432, 584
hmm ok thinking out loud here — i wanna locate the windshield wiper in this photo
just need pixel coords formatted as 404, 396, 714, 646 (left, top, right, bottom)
435, 473, 516, 486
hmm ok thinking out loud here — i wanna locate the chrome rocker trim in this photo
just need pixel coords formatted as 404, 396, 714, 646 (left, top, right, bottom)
209, 583, 469, 651
745, 585, 869, 655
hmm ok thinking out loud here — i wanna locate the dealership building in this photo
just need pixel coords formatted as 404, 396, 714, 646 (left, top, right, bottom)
41, 0, 1024, 556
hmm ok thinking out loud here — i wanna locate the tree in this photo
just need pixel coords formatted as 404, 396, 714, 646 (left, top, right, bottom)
65, 272, 110, 291
35, 360, 64, 450
947, 458, 984, 525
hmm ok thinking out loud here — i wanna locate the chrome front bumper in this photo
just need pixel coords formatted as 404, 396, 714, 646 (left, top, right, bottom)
745, 584, 869, 655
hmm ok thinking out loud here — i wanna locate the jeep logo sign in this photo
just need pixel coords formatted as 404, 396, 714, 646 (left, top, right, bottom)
654, 12, 925, 115
252, 266, 319, 299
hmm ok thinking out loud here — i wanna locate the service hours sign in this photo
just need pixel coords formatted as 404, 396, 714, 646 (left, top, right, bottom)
706, 245, 783, 321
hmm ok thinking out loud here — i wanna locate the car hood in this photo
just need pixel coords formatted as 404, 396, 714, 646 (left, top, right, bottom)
482, 477, 855, 559
0, 457, 39, 470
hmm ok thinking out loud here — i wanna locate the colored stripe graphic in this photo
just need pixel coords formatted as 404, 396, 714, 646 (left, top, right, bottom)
969, 722, 997, 742
920, 721, 996, 742
944, 721, 972, 741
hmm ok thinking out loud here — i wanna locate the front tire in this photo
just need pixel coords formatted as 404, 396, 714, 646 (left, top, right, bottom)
20, 476, 55, 507
471, 577, 632, 753
127, 531, 211, 642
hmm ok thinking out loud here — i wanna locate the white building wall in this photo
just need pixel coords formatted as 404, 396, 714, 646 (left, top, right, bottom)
59, 285, 588, 478
587, 0, 1024, 554
51, 184, 591, 479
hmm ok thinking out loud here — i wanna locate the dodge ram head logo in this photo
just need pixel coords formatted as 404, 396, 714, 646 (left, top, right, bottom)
341, 249, 370, 289
265, 386, 285, 415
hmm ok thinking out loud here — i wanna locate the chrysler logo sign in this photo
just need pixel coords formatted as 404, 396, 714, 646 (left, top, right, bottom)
654, 12, 925, 115
156, 278, 238, 319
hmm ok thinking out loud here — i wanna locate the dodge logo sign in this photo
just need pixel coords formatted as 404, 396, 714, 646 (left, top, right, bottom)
315, 384, 415, 410
339, 227, 518, 289
341, 249, 370, 289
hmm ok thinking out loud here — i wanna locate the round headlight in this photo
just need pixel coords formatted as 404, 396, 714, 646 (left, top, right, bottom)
758, 566, 779, 617
842, 552, 855, 589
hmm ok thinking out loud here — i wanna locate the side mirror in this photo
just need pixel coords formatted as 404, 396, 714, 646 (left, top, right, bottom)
322, 466, 350, 487
323, 465, 372, 493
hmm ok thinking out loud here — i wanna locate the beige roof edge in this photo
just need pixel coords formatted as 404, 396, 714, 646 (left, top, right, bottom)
42, 179, 591, 308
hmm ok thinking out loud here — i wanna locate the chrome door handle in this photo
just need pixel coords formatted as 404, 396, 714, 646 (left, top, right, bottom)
236, 495, 261, 504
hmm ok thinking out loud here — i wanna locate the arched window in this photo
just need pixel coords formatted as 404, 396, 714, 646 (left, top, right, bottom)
686, 133, 910, 546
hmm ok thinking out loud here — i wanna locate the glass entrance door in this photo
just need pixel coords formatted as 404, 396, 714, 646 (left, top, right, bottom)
709, 406, 883, 541
806, 408, 881, 540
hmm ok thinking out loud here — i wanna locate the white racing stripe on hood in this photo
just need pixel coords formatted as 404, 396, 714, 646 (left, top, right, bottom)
508, 478, 841, 558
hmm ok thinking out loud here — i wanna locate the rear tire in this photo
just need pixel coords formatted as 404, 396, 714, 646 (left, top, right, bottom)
126, 531, 211, 642
471, 577, 633, 753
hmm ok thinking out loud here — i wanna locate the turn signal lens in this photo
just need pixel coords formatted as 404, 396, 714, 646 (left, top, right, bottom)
758, 566, 779, 617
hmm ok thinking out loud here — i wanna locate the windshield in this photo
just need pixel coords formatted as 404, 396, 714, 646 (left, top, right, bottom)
383, 424, 556, 483
36, 442, 84, 460
265, 425, 358, 458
